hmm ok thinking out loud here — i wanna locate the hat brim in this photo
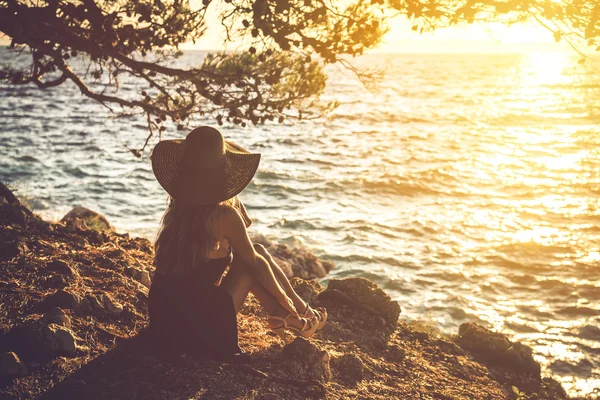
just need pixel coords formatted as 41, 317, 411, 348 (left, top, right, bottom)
151, 139, 260, 205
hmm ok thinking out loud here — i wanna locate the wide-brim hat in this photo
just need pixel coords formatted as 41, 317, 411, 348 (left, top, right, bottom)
150, 126, 261, 205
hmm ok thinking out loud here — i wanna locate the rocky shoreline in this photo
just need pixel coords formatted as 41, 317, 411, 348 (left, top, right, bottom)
0, 183, 584, 399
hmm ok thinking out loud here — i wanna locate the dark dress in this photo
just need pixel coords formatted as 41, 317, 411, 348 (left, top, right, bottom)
147, 249, 242, 361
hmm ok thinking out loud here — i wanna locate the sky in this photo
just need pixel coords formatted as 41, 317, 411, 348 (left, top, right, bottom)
183, 10, 570, 53
0, 11, 569, 54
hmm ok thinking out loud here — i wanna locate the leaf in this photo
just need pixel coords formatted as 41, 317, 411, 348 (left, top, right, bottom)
512, 386, 520, 395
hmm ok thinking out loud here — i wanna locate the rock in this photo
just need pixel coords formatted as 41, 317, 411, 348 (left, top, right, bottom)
45, 324, 77, 357
65, 217, 88, 232
291, 277, 323, 306
0, 239, 28, 260
47, 259, 78, 278
434, 338, 466, 356
0, 202, 30, 227
456, 322, 541, 378
331, 354, 364, 384
43, 307, 72, 329
0, 183, 39, 227
47, 259, 74, 275
96, 256, 120, 270
85, 229, 105, 246
129, 269, 152, 288
7, 320, 77, 360
87, 294, 105, 315
386, 344, 406, 362
326, 278, 401, 325
61, 206, 113, 231
0, 183, 20, 204
87, 293, 123, 317
540, 377, 567, 399
0, 352, 27, 376
45, 260, 79, 285
409, 331, 429, 343
102, 294, 124, 315
37, 289, 82, 312
121, 237, 152, 253
282, 337, 331, 382
44, 274, 71, 289
140, 271, 151, 288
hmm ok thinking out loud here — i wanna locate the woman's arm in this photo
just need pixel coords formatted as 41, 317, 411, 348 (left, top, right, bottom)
217, 206, 298, 317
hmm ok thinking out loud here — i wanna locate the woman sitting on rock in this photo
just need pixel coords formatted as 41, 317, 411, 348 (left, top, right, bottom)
148, 126, 326, 362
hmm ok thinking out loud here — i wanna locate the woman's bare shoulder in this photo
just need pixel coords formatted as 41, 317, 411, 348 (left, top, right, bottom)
213, 204, 245, 234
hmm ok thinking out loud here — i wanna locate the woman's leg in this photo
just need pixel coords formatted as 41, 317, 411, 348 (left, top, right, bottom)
220, 256, 280, 315
220, 247, 308, 330
253, 243, 314, 317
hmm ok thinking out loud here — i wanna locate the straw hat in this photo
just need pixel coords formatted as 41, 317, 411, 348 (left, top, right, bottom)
151, 126, 261, 205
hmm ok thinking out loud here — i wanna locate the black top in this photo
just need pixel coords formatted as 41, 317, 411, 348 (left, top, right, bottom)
148, 250, 240, 360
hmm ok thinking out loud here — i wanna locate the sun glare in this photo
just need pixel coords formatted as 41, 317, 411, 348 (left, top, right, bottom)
524, 52, 573, 85
379, 17, 569, 53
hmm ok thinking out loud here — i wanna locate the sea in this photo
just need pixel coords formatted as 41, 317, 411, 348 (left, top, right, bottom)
0, 48, 598, 397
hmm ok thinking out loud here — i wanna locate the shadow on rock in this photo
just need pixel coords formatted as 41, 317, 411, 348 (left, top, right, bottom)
38, 329, 262, 400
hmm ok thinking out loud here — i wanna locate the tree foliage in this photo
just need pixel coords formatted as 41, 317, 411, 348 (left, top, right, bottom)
0, 0, 598, 153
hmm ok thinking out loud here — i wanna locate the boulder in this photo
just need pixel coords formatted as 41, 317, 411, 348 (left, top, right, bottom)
46, 259, 79, 283
0, 352, 28, 377
61, 207, 112, 231
102, 294, 124, 315
0, 183, 37, 227
87, 294, 104, 315
434, 338, 466, 356
37, 289, 82, 312
0, 182, 20, 205
282, 337, 331, 382
7, 320, 77, 360
42, 307, 72, 329
43, 274, 71, 289
386, 344, 406, 362
0, 239, 28, 261
456, 322, 541, 378
87, 293, 123, 317
85, 229, 106, 246
331, 354, 364, 385
46, 259, 76, 276
64, 217, 88, 232
326, 277, 401, 325
290, 278, 323, 306
140, 271, 152, 288
129, 269, 152, 288
45, 324, 77, 357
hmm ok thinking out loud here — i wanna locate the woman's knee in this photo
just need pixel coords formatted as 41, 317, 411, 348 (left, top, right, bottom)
253, 243, 268, 256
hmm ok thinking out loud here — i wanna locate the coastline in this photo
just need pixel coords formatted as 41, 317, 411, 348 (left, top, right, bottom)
0, 183, 587, 400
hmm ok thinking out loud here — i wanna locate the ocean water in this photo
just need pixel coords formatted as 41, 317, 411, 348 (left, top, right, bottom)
1, 49, 599, 397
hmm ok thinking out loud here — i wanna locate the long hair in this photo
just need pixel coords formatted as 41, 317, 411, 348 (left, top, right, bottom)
152, 195, 243, 276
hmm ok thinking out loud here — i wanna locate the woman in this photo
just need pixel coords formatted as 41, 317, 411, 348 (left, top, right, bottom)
148, 126, 326, 362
